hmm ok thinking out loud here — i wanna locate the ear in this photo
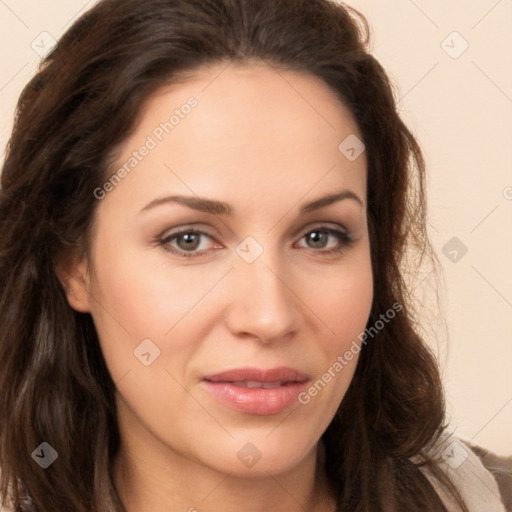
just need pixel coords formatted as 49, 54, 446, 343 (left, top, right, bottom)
54, 249, 92, 313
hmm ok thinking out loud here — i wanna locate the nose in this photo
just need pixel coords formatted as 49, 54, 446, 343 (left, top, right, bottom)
224, 253, 300, 345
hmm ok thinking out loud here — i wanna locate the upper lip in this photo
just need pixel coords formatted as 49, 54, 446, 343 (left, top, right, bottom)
203, 367, 309, 384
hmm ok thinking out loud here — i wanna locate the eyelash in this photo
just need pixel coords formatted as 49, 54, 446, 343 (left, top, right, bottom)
157, 225, 354, 259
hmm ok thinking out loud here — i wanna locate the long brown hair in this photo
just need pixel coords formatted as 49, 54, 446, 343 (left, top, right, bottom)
0, 0, 468, 510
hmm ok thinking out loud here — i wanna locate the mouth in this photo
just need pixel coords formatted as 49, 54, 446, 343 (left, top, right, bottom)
202, 367, 309, 415
219, 380, 295, 389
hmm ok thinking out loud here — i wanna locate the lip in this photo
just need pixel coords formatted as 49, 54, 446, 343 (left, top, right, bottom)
202, 366, 309, 416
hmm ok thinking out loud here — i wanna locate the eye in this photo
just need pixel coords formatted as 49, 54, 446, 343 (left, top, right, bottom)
157, 225, 354, 258
297, 226, 354, 255
158, 228, 217, 258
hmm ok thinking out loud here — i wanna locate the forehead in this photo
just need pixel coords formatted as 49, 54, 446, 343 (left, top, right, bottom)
102, 60, 367, 217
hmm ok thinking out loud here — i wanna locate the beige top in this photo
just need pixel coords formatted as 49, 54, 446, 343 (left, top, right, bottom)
0, 434, 509, 511
415, 433, 508, 512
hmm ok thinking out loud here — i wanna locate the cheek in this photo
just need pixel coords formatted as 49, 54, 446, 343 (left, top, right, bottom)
307, 251, 373, 400
90, 230, 231, 329
86, 236, 232, 382
326, 277, 372, 334
316, 254, 374, 354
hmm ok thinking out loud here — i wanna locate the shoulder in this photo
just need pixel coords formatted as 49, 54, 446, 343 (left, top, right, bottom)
410, 432, 511, 512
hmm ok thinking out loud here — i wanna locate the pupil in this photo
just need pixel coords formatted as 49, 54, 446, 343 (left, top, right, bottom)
180, 233, 199, 250
310, 231, 326, 248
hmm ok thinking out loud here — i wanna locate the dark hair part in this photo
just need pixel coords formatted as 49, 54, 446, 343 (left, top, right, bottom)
0, 0, 467, 510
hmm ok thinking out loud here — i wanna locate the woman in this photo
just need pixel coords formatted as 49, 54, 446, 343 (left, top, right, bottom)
0, 0, 509, 510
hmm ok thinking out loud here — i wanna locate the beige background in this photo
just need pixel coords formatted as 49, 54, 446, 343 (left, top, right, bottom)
0, 1, 510, 455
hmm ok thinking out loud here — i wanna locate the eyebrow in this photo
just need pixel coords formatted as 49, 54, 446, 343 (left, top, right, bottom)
139, 189, 364, 216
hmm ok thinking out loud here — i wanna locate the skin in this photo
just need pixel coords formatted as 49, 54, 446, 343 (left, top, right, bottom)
58, 60, 373, 512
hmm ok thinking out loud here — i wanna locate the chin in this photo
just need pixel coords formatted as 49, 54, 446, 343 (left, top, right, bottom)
200, 429, 320, 477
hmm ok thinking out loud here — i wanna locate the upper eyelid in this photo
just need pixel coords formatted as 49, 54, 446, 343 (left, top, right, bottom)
160, 221, 350, 240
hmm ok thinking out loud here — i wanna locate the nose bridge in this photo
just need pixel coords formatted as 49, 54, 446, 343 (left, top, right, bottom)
228, 238, 299, 342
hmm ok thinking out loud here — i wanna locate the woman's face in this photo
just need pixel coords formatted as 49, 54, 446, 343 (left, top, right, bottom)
64, 60, 373, 476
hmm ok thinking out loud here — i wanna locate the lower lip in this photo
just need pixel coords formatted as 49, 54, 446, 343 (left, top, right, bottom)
202, 381, 307, 415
